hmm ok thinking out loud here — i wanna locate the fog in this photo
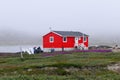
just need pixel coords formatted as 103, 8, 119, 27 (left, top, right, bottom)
0, 0, 120, 45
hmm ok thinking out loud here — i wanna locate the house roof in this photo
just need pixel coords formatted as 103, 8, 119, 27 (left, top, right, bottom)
53, 31, 88, 37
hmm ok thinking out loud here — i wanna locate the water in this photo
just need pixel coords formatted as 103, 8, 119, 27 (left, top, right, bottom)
0, 45, 42, 53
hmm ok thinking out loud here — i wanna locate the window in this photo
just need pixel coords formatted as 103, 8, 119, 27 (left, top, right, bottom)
50, 37, 54, 43
63, 37, 67, 42
84, 36, 87, 42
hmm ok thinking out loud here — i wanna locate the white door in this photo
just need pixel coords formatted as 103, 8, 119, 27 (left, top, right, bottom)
75, 37, 79, 46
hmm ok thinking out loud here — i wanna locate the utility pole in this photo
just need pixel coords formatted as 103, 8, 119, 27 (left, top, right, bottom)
49, 27, 52, 32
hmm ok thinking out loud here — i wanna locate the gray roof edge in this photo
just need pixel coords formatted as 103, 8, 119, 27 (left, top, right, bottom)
53, 30, 89, 37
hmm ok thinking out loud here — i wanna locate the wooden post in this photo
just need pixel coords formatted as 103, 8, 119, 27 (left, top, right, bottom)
20, 47, 23, 58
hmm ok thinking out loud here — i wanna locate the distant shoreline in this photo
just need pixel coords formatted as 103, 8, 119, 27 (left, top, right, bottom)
0, 45, 41, 53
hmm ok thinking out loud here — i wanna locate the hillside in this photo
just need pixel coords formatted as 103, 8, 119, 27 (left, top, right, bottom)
0, 29, 41, 45
0, 29, 120, 46
0, 52, 120, 79
89, 35, 120, 46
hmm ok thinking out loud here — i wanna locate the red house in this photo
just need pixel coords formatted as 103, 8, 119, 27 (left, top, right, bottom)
43, 31, 89, 52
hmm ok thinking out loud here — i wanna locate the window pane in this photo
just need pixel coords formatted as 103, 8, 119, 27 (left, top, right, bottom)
63, 37, 67, 42
50, 37, 54, 42
84, 37, 86, 41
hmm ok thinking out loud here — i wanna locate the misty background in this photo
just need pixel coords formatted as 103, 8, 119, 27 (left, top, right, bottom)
0, 0, 120, 46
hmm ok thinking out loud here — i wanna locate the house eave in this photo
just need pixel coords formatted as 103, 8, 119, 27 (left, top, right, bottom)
52, 31, 63, 37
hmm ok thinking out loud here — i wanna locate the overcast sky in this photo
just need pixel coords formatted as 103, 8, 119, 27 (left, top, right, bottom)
0, 0, 120, 38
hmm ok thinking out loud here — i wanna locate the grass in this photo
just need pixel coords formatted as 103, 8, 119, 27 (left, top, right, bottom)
0, 52, 120, 80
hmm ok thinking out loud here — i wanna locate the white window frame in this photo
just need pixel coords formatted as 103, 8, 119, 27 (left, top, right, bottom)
50, 36, 54, 43
63, 37, 67, 42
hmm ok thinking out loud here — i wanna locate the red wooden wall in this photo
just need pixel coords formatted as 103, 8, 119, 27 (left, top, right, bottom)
43, 32, 89, 48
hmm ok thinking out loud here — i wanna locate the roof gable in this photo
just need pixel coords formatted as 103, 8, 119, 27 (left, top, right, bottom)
53, 31, 88, 37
